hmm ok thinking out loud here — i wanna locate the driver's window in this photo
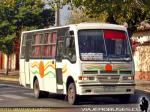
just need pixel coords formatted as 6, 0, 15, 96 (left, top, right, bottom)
65, 31, 76, 62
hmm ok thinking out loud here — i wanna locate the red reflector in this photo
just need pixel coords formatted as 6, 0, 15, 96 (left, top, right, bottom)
104, 30, 126, 39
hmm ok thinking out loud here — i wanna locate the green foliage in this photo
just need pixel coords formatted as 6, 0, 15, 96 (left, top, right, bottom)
12, 0, 55, 30
37, 9, 55, 28
0, 0, 55, 74
0, 34, 14, 55
51, 0, 150, 34
0, 0, 55, 55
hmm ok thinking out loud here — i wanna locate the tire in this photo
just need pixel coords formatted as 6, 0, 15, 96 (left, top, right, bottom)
41, 91, 49, 98
117, 94, 131, 103
33, 79, 49, 98
67, 83, 78, 105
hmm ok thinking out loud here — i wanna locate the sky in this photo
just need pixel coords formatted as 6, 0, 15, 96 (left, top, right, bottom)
43, 0, 70, 26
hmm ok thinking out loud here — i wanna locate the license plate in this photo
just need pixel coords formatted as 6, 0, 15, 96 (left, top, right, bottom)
104, 86, 116, 92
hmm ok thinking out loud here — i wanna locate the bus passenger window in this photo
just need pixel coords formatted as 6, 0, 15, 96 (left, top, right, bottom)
32, 34, 42, 58
51, 32, 57, 57
21, 35, 26, 58
42, 32, 57, 58
43, 33, 51, 57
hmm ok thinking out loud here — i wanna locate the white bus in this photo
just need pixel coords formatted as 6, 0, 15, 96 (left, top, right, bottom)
19, 23, 135, 104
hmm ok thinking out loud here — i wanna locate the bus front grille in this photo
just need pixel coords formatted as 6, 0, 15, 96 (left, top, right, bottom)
97, 75, 120, 83
100, 70, 118, 74
83, 70, 98, 74
120, 70, 132, 74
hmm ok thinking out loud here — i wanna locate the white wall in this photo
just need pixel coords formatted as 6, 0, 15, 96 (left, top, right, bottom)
3, 53, 16, 70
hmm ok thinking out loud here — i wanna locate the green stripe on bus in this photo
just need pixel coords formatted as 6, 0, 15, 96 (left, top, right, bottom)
44, 71, 55, 77
32, 70, 39, 74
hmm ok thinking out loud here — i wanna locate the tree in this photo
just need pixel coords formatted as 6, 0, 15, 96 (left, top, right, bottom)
51, 0, 150, 36
0, 0, 16, 74
65, 9, 106, 25
0, 0, 55, 75
0, 35, 14, 75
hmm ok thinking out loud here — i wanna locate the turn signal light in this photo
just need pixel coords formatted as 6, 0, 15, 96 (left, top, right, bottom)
123, 76, 134, 80
78, 76, 95, 81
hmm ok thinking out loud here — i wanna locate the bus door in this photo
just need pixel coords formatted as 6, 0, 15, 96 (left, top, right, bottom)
24, 33, 32, 86
55, 28, 70, 93
55, 35, 64, 93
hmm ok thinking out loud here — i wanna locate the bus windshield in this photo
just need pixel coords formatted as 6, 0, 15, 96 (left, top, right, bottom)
78, 29, 131, 61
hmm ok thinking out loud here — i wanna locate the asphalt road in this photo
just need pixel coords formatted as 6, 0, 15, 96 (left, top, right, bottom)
0, 80, 150, 112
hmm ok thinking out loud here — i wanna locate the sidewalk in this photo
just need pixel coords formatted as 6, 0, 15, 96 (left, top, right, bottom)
0, 70, 19, 82
135, 80, 150, 93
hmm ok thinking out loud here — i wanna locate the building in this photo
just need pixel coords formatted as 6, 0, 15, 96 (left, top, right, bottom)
132, 22, 150, 81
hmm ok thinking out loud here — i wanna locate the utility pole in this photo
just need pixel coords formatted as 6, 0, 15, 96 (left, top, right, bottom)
46, 0, 60, 26
55, 9, 60, 26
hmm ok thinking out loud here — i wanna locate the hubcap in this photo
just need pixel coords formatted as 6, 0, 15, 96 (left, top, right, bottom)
68, 87, 75, 102
34, 82, 39, 96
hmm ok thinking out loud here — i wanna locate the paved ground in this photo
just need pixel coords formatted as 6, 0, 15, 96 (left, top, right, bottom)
0, 71, 150, 112
0, 71, 19, 82
0, 80, 150, 112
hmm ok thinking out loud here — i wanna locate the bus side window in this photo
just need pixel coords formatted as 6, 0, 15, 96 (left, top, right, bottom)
43, 33, 52, 58
32, 33, 43, 58
21, 34, 26, 58
51, 32, 57, 57
65, 31, 76, 62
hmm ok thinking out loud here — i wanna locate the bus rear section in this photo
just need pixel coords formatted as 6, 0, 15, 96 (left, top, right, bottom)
74, 27, 135, 104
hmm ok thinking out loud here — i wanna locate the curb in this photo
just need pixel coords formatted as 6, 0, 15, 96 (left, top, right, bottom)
135, 86, 150, 93
0, 77, 19, 82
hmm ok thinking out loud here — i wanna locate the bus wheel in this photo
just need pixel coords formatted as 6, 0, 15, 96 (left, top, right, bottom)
67, 83, 78, 105
33, 79, 43, 98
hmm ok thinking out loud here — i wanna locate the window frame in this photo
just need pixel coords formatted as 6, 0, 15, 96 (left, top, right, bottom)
78, 29, 132, 62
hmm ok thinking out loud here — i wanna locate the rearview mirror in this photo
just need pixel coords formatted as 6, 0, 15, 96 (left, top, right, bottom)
69, 31, 74, 36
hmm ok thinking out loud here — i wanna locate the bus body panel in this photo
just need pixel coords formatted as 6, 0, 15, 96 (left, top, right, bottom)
25, 61, 30, 84
61, 59, 80, 94
19, 59, 26, 86
30, 59, 57, 92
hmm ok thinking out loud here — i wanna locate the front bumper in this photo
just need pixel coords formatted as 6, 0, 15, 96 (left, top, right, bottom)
77, 83, 135, 95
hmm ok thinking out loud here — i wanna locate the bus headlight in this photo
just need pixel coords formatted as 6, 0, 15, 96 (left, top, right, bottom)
123, 76, 134, 80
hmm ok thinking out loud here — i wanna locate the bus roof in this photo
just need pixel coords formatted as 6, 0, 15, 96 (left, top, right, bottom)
75, 23, 127, 31
22, 23, 127, 34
